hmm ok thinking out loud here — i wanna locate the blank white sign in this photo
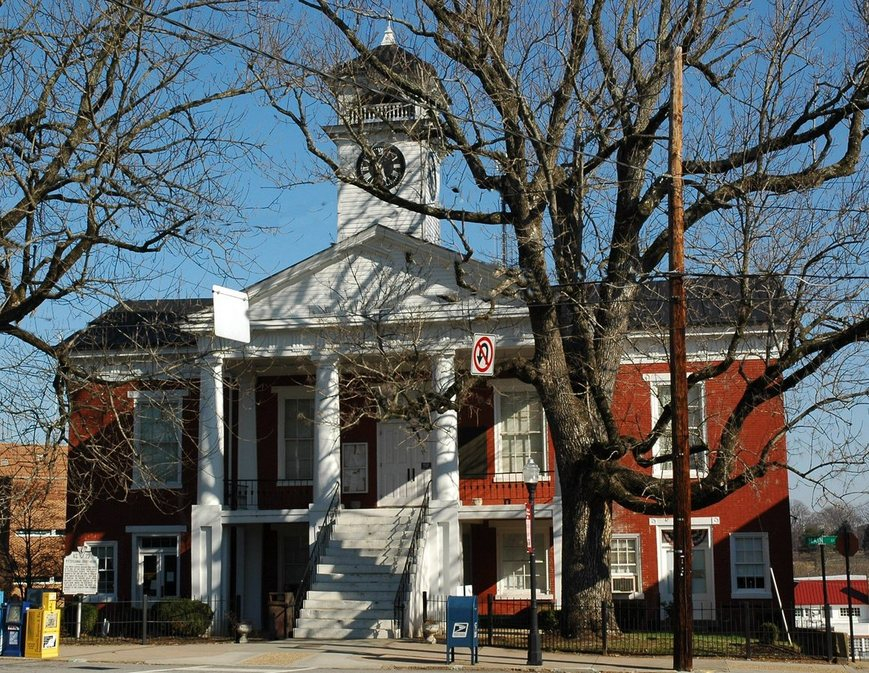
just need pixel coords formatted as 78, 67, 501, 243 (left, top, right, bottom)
212, 285, 250, 343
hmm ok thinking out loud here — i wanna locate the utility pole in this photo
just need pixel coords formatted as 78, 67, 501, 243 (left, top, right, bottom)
669, 45, 693, 673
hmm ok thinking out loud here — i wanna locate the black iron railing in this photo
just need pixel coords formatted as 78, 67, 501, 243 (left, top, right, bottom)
292, 483, 341, 626
224, 478, 313, 510
420, 595, 836, 661
394, 480, 431, 637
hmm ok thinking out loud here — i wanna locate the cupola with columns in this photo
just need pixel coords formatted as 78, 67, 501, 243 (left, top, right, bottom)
325, 24, 445, 244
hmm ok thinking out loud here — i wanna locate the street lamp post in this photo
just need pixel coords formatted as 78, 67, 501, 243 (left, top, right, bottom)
523, 459, 542, 666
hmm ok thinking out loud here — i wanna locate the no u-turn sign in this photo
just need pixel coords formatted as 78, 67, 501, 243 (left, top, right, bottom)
471, 334, 495, 376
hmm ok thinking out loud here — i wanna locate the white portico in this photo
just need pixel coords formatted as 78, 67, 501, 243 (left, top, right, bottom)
186, 219, 531, 632
185, 27, 533, 634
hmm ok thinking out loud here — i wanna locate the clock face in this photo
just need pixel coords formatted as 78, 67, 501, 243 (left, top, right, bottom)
356, 144, 406, 189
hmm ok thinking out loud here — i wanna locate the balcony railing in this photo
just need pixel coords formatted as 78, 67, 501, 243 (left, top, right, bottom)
224, 479, 313, 511
459, 471, 556, 506
225, 472, 554, 510
346, 102, 420, 124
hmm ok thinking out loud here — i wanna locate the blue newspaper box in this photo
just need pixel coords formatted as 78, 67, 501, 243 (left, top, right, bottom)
446, 595, 478, 664
1, 600, 29, 657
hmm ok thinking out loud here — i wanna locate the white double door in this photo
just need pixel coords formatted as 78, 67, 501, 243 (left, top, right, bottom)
658, 527, 715, 619
377, 421, 431, 506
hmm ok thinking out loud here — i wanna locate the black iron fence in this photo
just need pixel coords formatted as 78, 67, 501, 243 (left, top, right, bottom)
422, 594, 850, 661
61, 596, 232, 643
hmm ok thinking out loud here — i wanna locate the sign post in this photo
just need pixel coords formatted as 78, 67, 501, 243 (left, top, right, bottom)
63, 548, 100, 639
805, 535, 834, 662
838, 525, 858, 662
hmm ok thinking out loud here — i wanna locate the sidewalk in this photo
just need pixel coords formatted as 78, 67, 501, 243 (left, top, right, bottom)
58, 638, 869, 672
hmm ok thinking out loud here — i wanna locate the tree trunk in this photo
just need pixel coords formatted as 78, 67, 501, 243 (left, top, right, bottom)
560, 462, 614, 636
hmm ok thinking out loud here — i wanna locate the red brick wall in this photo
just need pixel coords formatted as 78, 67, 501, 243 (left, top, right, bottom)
0, 443, 67, 592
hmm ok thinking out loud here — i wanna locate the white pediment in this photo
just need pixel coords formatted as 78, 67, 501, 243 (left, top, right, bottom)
245, 226, 523, 328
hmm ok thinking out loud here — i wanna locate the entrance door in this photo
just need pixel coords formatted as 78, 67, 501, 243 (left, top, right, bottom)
137, 536, 179, 599
377, 422, 431, 506
658, 528, 715, 619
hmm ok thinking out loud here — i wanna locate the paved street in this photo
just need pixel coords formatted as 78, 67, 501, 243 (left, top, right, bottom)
0, 638, 863, 673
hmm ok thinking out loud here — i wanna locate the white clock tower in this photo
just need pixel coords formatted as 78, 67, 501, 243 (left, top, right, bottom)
325, 25, 443, 244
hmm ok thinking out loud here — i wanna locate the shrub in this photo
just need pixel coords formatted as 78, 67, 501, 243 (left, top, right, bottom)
759, 621, 780, 644
538, 608, 561, 634
152, 599, 214, 637
63, 602, 99, 635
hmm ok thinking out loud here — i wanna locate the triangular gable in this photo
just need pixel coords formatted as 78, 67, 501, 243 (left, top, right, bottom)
244, 225, 522, 326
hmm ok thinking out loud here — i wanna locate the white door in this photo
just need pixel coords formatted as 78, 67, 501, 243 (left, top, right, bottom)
658, 528, 715, 619
377, 422, 431, 506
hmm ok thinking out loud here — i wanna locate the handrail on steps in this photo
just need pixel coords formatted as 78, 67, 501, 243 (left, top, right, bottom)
293, 483, 341, 625
393, 480, 431, 638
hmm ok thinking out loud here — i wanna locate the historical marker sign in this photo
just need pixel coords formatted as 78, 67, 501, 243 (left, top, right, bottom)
471, 334, 495, 376
62, 547, 100, 595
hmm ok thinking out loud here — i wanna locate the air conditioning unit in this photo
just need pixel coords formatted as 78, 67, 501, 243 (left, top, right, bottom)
611, 575, 637, 594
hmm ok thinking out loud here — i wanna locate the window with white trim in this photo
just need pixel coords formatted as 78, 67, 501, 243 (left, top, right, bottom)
276, 388, 314, 482
496, 522, 551, 598
610, 535, 643, 598
129, 390, 185, 489
84, 541, 118, 601
840, 607, 861, 617
730, 532, 771, 598
494, 382, 546, 474
645, 375, 707, 478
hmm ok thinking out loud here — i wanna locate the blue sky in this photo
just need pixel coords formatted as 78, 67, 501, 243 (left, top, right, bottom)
4, 8, 865, 516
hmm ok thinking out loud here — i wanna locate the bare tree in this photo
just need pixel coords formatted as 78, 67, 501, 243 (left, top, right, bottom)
0, 444, 66, 594
0, 0, 266, 507
257, 1, 869, 632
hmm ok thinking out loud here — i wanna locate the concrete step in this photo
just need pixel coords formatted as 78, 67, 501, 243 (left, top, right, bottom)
330, 529, 412, 542
319, 551, 404, 564
337, 508, 416, 520
302, 596, 394, 610
294, 615, 392, 630
314, 572, 401, 586
292, 625, 394, 639
331, 537, 410, 550
298, 607, 394, 620
292, 507, 419, 640
305, 589, 396, 601
316, 562, 401, 575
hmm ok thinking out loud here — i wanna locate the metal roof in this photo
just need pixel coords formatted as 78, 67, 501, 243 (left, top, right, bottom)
66, 298, 209, 352
794, 578, 869, 606
66, 274, 785, 353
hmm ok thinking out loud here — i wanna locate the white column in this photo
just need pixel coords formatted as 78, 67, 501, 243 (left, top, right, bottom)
190, 506, 223, 603
237, 372, 258, 483
313, 354, 341, 507
198, 354, 225, 506
431, 352, 459, 502
427, 351, 463, 597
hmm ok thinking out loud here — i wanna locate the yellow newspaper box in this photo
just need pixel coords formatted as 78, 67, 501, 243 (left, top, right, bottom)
40, 591, 58, 611
24, 606, 61, 659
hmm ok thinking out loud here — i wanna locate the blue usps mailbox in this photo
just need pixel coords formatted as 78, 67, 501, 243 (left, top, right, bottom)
446, 595, 478, 664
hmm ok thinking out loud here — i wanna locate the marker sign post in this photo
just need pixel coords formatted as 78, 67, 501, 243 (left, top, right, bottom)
63, 548, 100, 639
471, 334, 495, 376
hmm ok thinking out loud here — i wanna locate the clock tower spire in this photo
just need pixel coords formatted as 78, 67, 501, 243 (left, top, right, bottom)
325, 25, 444, 244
